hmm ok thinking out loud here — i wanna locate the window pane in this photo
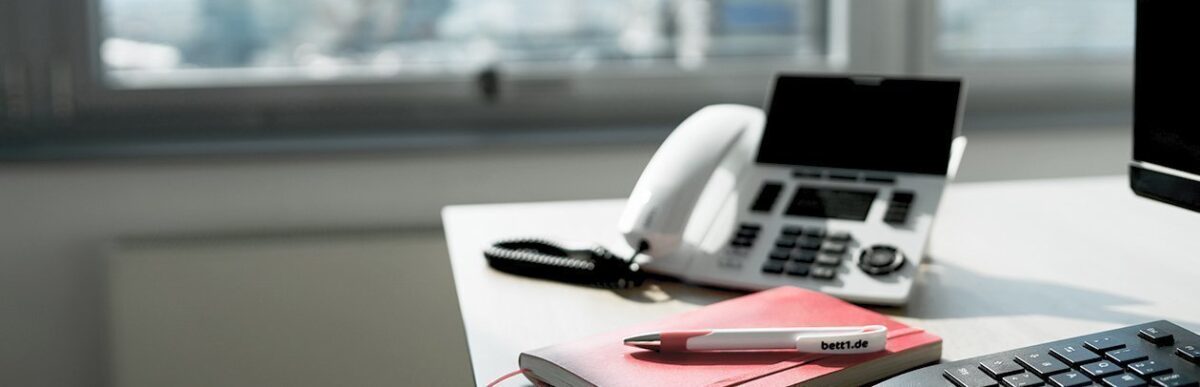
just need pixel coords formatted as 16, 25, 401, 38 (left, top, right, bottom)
99, 0, 825, 88
938, 0, 1133, 61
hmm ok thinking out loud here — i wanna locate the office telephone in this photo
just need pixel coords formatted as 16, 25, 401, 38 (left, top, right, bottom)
617, 75, 966, 305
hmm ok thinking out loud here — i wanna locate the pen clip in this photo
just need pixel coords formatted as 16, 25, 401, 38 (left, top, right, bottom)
793, 325, 887, 354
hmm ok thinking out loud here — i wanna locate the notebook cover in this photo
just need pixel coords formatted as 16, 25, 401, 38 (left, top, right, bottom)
519, 286, 940, 386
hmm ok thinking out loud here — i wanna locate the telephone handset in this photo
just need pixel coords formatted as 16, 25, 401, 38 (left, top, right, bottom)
617, 75, 966, 305
617, 104, 765, 259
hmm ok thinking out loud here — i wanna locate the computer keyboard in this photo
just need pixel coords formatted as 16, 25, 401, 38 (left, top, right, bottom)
877, 321, 1200, 387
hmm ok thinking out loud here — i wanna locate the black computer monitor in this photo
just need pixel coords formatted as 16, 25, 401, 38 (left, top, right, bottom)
1131, 0, 1200, 212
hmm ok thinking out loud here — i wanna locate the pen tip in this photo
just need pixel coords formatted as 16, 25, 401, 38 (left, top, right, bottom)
623, 333, 662, 351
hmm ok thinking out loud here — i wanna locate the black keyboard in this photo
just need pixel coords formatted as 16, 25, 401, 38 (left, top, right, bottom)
878, 321, 1200, 387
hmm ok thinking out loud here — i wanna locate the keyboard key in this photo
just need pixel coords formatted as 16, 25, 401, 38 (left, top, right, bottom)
1139, 328, 1174, 346
789, 249, 816, 263
810, 266, 836, 280
1085, 337, 1126, 353
1106, 348, 1148, 365
827, 231, 852, 242
1002, 372, 1045, 387
781, 226, 803, 236
774, 239, 796, 248
803, 227, 826, 237
1051, 345, 1101, 365
739, 223, 761, 231
769, 247, 791, 261
736, 228, 759, 237
980, 358, 1026, 378
1128, 360, 1171, 378
731, 237, 754, 247
785, 262, 810, 277
1081, 361, 1123, 379
1176, 345, 1200, 364
815, 253, 842, 266
1151, 373, 1199, 387
1101, 373, 1147, 387
1015, 353, 1069, 377
944, 366, 1000, 387
761, 260, 785, 274
1048, 371, 1091, 387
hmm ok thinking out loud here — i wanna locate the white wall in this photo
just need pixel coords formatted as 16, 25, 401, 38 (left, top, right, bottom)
0, 143, 656, 387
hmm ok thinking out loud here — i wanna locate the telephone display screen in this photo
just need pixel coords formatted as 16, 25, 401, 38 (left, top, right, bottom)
756, 76, 961, 175
784, 187, 877, 220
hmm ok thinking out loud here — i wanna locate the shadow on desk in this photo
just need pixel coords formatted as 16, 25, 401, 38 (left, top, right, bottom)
877, 261, 1200, 329
609, 275, 745, 305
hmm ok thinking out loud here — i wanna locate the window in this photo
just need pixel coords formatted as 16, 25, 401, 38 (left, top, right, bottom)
98, 0, 826, 89
0, 0, 1137, 158
936, 0, 1134, 62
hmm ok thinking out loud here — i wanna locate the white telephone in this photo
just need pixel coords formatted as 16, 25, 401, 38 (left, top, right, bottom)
618, 75, 966, 305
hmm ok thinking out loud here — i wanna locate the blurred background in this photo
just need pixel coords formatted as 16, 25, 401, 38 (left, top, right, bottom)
1, 0, 1133, 386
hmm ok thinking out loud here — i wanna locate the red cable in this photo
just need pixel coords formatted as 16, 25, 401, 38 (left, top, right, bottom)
487, 369, 527, 387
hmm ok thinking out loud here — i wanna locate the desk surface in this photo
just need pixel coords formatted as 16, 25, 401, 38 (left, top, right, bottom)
442, 176, 1200, 386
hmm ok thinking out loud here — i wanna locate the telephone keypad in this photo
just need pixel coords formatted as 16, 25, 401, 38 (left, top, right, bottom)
761, 226, 856, 280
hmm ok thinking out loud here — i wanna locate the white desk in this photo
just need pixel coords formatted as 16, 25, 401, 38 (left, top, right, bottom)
442, 176, 1200, 386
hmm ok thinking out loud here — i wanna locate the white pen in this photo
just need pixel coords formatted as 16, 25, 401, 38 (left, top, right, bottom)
623, 325, 888, 354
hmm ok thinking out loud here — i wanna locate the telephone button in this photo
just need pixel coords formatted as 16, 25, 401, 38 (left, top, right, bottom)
761, 260, 785, 274
858, 245, 906, 275
781, 226, 804, 236
820, 241, 848, 255
827, 231, 853, 242
785, 262, 811, 277
810, 266, 836, 280
768, 247, 791, 261
803, 227, 826, 237
750, 182, 785, 213
815, 253, 842, 266
797, 238, 823, 250
789, 249, 816, 263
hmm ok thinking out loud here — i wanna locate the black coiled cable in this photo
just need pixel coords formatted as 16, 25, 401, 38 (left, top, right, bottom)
483, 238, 646, 289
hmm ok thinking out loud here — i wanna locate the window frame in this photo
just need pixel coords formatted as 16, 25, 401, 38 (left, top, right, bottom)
5, 0, 1134, 151
51, 0, 861, 134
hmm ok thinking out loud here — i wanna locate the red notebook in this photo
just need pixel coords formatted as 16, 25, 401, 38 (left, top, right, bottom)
518, 287, 941, 386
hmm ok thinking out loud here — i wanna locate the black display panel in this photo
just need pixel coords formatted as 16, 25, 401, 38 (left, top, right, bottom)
749, 182, 784, 213
1135, 0, 1200, 177
784, 187, 877, 221
756, 76, 962, 175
